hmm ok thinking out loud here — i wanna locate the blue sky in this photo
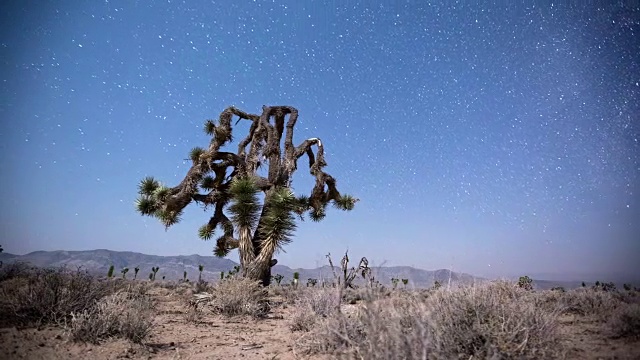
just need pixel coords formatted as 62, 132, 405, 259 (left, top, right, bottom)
1, 1, 638, 280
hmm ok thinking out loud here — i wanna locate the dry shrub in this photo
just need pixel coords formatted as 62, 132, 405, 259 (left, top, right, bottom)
608, 303, 640, 339
342, 286, 385, 305
298, 293, 428, 358
616, 290, 640, 305
425, 281, 562, 359
270, 284, 301, 305
198, 277, 268, 318
302, 281, 564, 359
535, 288, 566, 313
290, 288, 341, 332
69, 287, 154, 344
0, 262, 32, 283
172, 281, 194, 296
194, 280, 211, 294
0, 267, 120, 327
154, 280, 178, 291
559, 288, 620, 318
184, 283, 209, 324
184, 303, 205, 324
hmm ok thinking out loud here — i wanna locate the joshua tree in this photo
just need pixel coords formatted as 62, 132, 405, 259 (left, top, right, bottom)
121, 267, 129, 279
134, 266, 140, 280
391, 278, 399, 290
107, 265, 115, 278
307, 278, 318, 287
198, 264, 204, 282
151, 266, 160, 281
326, 251, 371, 289
135, 106, 357, 286
401, 279, 409, 288
517, 275, 533, 290
271, 273, 284, 285
433, 280, 442, 290
183, 270, 188, 282
0, 244, 3, 267
293, 272, 300, 288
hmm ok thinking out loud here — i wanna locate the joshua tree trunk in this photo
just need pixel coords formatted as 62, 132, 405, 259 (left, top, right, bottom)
136, 106, 357, 286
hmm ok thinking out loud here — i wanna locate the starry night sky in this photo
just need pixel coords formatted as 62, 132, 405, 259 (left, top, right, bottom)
1, 1, 638, 280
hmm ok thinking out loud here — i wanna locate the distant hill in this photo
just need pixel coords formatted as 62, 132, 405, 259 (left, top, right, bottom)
0, 249, 482, 287
3, 249, 628, 290
0, 249, 237, 282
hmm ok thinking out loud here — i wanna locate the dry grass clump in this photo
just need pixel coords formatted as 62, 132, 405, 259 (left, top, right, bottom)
152, 280, 179, 291
534, 287, 567, 313
193, 280, 211, 294
608, 303, 640, 339
301, 281, 564, 359
342, 286, 388, 304
558, 287, 620, 318
193, 277, 268, 318
0, 261, 32, 283
68, 286, 154, 344
298, 292, 428, 358
425, 281, 562, 359
0, 266, 120, 327
290, 288, 341, 332
269, 284, 302, 305
615, 289, 640, 305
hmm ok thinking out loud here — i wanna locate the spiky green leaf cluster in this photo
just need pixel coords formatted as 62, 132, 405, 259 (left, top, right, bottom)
309, 206, 326, 222
293, 195, 310, 215
157, 209, 183, 229
198, 224, 215, 240
212, 220, 237, 258
200, 176, 216, 190
136, 177, 162, 216
334, 194, 358, 211
214, 236, 232, 257
153, 185, 171, 201
135, 177, 183, 229
138, 176, 160, 196
135, 196, 157, 215
204, 119, 216, 136
258, 187, 297, 251
228, 178, 261, 229
189, 147, 205, 162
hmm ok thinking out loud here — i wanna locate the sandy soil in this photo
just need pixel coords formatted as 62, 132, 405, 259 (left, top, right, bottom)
0, 287, 638, 360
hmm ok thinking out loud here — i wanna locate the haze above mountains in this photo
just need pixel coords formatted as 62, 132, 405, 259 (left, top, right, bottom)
1, 249, 634, 290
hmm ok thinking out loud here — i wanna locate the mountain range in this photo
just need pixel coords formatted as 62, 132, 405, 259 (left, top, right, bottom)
0, 249, 481, 287
0, 249, 622, 290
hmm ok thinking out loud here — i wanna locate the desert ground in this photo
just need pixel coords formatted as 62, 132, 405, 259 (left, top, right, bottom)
0, 264, 639, 359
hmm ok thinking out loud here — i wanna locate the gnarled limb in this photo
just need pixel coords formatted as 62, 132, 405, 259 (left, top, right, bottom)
136, 105, 356, 286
